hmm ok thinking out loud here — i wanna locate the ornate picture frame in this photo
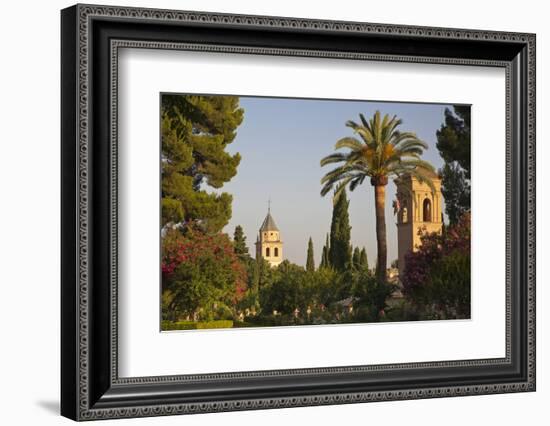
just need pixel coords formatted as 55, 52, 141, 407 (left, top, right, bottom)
61, 4, 535, 421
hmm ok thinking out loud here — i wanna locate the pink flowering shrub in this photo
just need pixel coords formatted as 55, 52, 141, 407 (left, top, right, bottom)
162, 228, 247, 321
402, 213, 471, 318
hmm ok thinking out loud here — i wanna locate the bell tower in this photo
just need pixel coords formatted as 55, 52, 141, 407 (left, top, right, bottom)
395, 172, 443, 278
255, 203, 283, 267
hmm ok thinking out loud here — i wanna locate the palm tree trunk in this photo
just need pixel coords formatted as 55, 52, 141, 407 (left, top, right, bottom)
374, 183, 387, 284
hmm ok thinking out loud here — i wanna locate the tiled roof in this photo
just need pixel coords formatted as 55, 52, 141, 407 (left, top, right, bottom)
260, 211, 279, 232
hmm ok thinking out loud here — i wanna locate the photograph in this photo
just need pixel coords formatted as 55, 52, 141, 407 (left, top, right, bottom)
57, 2, 536, 421
160, 93, 472, 331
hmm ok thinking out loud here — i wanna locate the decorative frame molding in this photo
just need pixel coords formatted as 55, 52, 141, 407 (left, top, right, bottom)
61, 4, 535, 421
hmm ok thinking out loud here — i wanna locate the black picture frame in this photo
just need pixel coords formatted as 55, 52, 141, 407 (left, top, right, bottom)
61, 4, 536, 421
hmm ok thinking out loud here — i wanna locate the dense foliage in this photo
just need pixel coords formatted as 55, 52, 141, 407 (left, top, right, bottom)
161, 94, 244, 232
319, 233, 330, 269
352, 246, 369, 271
306, 237, 315, 272
233, 225, 249, 260
328, 188, 352, 271
161, 228, 247, 321
440, 162, 470, 224
436, 106, 471, 177
436, 106, 471, 225
401, 213, 471, 318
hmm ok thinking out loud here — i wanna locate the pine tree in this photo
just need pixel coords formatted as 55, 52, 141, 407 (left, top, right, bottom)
359, 248, 368, 270
161, 94, 244, 232
440, 162, 470, 225
328, 188, 352, 271
306, 237, 315, 272
436, 106, 471, 177
233, 225, 249, 259
436, 105, 471, 225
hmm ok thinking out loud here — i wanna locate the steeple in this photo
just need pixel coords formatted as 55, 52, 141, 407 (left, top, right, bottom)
256, 202, 283, 267
259, 211, 279, 232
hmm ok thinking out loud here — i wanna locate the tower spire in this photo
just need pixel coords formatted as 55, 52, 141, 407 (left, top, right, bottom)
256, 199, 283, 267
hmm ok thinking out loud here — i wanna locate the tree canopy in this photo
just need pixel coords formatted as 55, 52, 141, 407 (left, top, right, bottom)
319, 233, 330, 269
161, 94, 244, 232
402, 213, 471, 318
161, 228, 247, 321
436, 106, 471, 177
233, 225, 249, 260
436, 106, 471, 224
306, 237, 315, 272
328, 188, 352, 271
359, 247, 368, 270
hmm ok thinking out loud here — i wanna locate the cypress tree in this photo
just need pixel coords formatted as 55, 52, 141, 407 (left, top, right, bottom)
320, 233, 330, 269
329, 188, 352, 271
306, 237, 315, 272
352, 247, 361, 270
233, 225, 249, 259
359, 247, 368, 270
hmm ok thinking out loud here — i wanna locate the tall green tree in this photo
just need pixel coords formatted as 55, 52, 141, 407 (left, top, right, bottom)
306, 237, 315, 272
260, 261, 307, 315
436, 106, 471, 177
440, 162, 470, 224
321, 111, 435, 285
436, 106, 471, 224
319, 233, 330, 269
161, 229, 247, 321
359, 247, 368, 270
161, 94, 244, 232
352, 247, 361, 270
328, 188, 352, 272
233, 225, 249, 260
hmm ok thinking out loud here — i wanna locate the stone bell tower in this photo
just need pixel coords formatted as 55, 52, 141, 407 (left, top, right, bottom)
255, 204, 283, 267
395, 171, 443, 278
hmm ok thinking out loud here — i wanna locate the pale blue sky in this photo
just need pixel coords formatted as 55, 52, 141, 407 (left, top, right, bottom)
219, 96, 453, 267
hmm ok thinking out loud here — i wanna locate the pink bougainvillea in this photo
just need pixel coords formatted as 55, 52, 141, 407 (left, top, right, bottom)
402, 212, 470, 299
162, 228, 247, 302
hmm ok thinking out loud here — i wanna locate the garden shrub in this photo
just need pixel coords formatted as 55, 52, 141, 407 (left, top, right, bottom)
402, 212, 471, 319
161, 320, 233, 330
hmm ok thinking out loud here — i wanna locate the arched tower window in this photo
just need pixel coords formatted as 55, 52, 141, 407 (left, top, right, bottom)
274, 247, 279, 257
266, 247, 270, 257
401, 201, 408, 224
423, 198, 432, 222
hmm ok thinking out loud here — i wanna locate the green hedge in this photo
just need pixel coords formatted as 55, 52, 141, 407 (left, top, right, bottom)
161, 320, 233, 331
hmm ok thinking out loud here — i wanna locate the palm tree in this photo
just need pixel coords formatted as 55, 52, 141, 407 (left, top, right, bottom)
320, 111, 436, 285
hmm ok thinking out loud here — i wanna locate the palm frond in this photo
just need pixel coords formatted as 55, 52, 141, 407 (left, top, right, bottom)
388, 159, 436, 173
349, 175, 366, 192
332, 180, 351, 205
393, 138, 429, 152
321, 174, 353, 198
320, 110, 436, 197
320, 152, 348, 167
334, 137, 364, 151
391, 132, 425, 148
358, 113, 373, 135
320, 165, 352, 184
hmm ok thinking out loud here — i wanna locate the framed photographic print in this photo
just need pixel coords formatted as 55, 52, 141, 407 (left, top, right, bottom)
61, 4, 536, 421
